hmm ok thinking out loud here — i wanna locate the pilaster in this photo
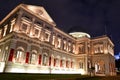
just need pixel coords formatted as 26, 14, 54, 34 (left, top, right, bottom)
13, 10, 23, 31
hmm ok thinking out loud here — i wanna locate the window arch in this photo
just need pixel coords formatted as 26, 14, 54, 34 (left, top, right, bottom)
54, 58, 59, 67
29, 50, 38, 64
66, 60, 70, 68
61, 59, 65, 67
14, 47, 25, 63
2, 46, 9, 61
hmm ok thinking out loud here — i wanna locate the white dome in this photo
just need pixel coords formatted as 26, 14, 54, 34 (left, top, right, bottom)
69, 32, 90, 38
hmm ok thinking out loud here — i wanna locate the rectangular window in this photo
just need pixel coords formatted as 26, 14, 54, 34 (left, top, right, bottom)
79, 46, 84, 54
34, 28, 39, 37
33, 24, 42, 38
45, 33, 49, 39
44, 33, 50, 42
22, 23, 27, 32
35, 29, 39, 35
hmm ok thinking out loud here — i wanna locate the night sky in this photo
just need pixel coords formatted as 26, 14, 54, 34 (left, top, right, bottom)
0, 0, 120, 55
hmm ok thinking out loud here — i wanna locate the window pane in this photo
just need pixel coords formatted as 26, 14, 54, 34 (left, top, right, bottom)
16, 50, 24, 63
43, 54, 48, 66
30, 53, 37, 64
35, 29, 39, 35
22, 23, 27, 31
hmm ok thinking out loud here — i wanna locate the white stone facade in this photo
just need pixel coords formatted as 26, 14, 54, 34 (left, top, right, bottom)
0, 4, 116, 76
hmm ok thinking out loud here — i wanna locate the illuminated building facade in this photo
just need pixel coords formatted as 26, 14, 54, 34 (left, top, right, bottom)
0, 4, 116, 76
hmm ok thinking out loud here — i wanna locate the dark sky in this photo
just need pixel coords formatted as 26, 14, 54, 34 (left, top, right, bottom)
0, 0, 120, 55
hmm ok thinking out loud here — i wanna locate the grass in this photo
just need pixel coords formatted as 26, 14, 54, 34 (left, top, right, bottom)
0, 73, 119, 80
0, 73, 86, 80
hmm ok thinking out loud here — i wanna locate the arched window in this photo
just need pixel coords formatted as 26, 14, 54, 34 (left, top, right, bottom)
2, 46, 8, 61
42, 53, 48, 66
54, 58, 59, 67
14, 47, 25, 63
29, 50, 38, 64
66, 60, 70, 68
61, 60, 65, 67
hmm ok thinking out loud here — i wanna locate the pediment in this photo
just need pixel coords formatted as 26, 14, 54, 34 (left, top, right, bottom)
20, 4, 56, 26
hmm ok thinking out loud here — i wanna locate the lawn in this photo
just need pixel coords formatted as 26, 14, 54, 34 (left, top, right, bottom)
0, 73, 119, 80
0, 73, 86, 80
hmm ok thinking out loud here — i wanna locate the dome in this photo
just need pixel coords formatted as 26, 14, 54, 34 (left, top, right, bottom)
68, 26, 91, 38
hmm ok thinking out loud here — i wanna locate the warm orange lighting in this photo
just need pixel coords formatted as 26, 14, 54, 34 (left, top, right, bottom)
69, 32, 90, 38
104, 49, 108, 54
0, 62, 5, 72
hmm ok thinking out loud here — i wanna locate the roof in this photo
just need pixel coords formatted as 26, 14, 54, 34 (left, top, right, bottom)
22, 4, 55, 24
68, 26, 91, 38
0, 4, 56, 26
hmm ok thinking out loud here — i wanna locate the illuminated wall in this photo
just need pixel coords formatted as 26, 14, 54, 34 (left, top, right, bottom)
0, 4, 116, 76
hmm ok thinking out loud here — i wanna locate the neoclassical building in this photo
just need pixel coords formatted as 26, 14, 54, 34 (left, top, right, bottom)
0, 4, 116, 76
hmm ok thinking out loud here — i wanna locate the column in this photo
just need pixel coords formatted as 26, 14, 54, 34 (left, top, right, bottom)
85, 56, 88, 74
0, 29, 2, 39
10, 18, 16, 32
29, 18, 35, 36
85, 42, 88, 54
40, 28, 45, 41
8, 40, 16, 62
13, 10, 23, 31
61, 36, 64, 50
8, 49, 14, 61
105, 58, 110, 76
49, 28, 53, 45
103, 41, 108, 54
